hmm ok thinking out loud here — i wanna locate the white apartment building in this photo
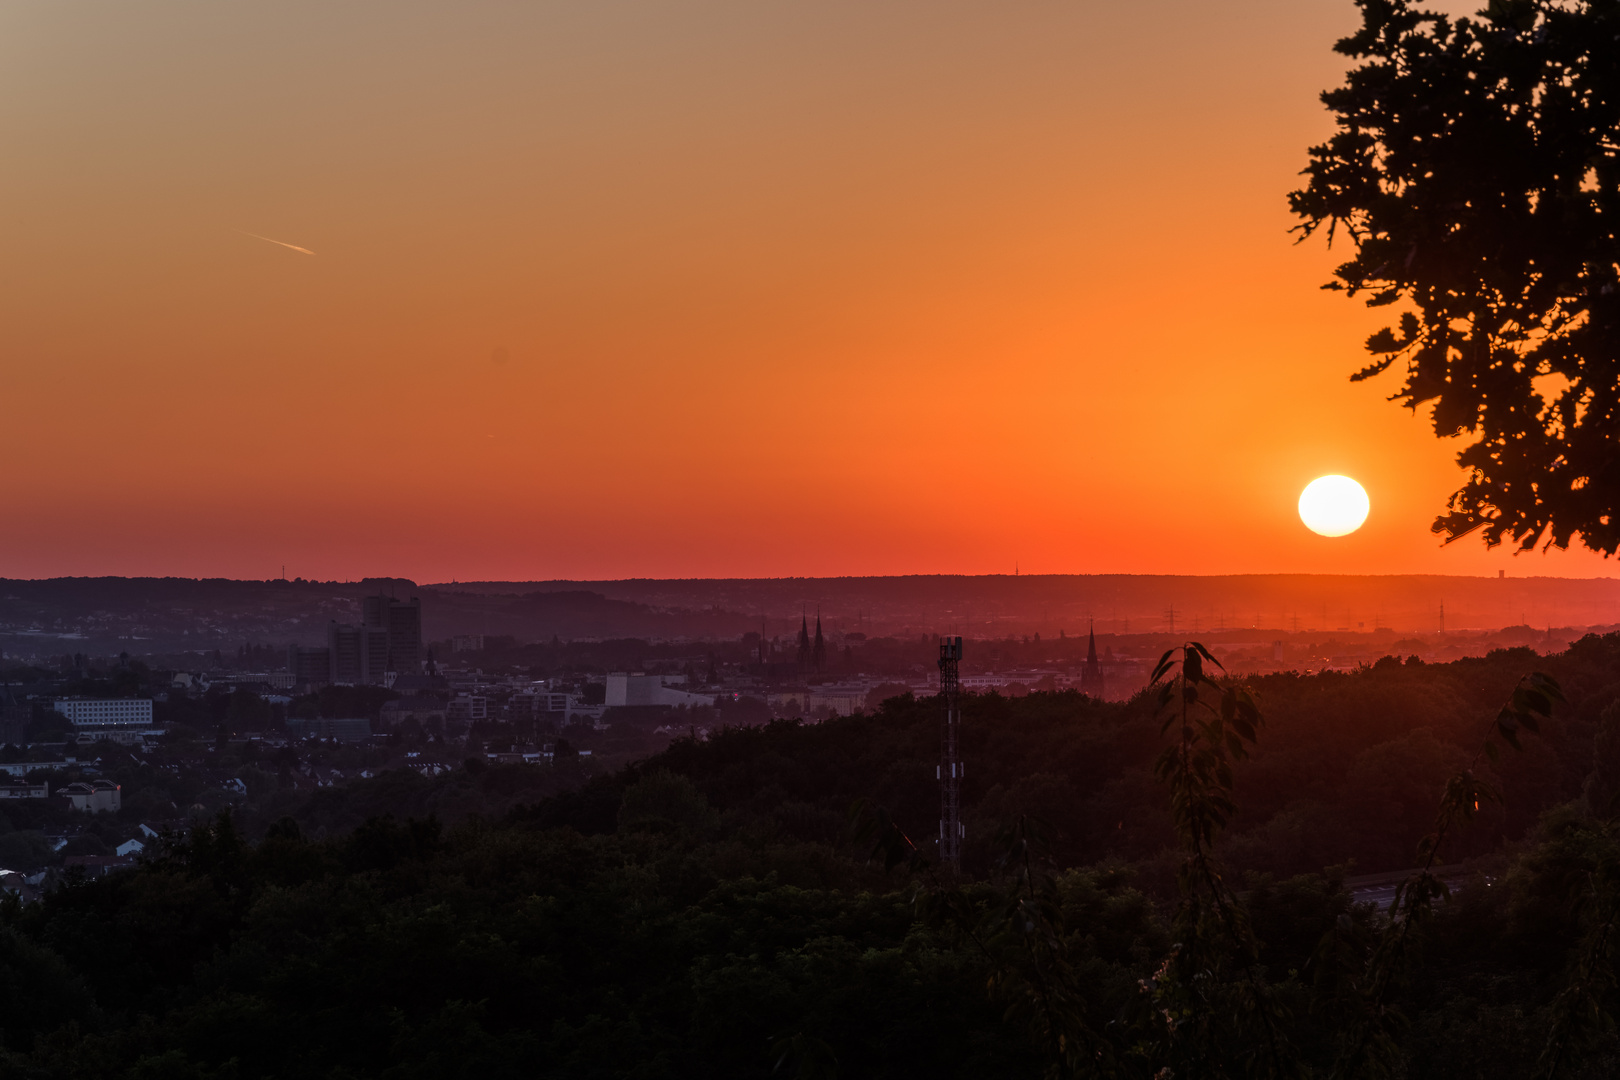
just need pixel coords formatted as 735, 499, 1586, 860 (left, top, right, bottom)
53, 698, 154, 728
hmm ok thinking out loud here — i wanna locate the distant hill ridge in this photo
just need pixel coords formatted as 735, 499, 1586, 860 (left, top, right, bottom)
0, 574, 1615, 655
432, 573, 1620, 636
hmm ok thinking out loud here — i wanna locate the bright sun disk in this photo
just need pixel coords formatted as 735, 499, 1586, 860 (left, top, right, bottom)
1298, 475, 1369, 537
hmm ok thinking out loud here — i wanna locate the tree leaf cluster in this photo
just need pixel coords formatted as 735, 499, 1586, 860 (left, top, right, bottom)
1292, 0, 1620, 553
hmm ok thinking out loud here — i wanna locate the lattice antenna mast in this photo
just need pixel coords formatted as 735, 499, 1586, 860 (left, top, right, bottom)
938, 635, 964, 868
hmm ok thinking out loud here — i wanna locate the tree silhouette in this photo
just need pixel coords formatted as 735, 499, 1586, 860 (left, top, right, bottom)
1292, 0, 1620, 554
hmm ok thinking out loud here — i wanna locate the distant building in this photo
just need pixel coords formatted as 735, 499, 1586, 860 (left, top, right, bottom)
768, 689, 809, 716
0, 686, 28, 747
0, 869, 41, 904
58, 779, 121, 813
567, 702, 608, 727
63, 853, 136, 878
328, 622, 365, 683
366, 595, 422, 678
0, 762, 72, 777
605, 674, 662, 707
73, 729, 159, 748
285, 717, 372, 742
287, 646, 332, 687
604, 674, 715, 708
809, 685, 868, 717
380, 696, 448, 727
796, 616, 812, 670
212, 672, 297, 691
54, 699, 153, 729
391, 673, 448, 694
0, 781, 48, 800
327, 595, 422, 685
510, 691, 580, 726
1079, 624, 1106, 698
447, 695, 488, 724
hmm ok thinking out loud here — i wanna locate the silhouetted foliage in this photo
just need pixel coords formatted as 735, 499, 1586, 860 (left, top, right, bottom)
1292, 0, 1620, 553
13, 642, 1620, 1074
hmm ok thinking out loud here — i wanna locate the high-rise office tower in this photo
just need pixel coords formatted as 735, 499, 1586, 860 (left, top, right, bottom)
328, 622, 366, 684
361, 594, 422, 679
327, 595, 423, 684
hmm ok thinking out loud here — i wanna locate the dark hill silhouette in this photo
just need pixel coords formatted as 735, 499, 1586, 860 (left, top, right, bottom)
435, 572, 1620, 637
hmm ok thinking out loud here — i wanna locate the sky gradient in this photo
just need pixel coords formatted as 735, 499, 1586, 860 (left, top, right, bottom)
2, 0, 1607, 582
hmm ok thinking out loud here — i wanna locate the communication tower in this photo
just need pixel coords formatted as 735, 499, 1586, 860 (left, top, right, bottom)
938, 636, 964, 867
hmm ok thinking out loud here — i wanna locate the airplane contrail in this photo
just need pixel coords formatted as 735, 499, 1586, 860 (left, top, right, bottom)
236, 229, 315, 256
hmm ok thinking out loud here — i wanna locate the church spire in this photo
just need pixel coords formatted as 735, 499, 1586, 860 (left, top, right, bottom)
812, 610, 826, 673
1080, 618, 1105, 698
796, 610, 812, 670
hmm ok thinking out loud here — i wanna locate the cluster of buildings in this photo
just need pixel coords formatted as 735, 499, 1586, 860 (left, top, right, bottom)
182, 599, 1133, 741
414, 627, 1123, 730
379, 675, 600, 735
287, 595, 422, 688
0, 766, 121, 813
0, 602, 1137, 840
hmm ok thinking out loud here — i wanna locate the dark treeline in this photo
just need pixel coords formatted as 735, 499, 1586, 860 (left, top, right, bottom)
6, 638, 1620, 1075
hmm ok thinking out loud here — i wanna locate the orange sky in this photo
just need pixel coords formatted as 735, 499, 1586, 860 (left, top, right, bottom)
1, 0, 1610, 582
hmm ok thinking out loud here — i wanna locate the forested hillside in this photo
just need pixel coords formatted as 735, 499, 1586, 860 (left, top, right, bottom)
537, 636, 1618, 882
7, 637, 1620, 1077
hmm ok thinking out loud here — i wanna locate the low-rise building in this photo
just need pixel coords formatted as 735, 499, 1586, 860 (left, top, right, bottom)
447, 695, 488, 724
58, 779, 121, 813
0, 869, 42, 904
0, 761, 73, 777
285, 717, 372, 742
535, 692, 571, 716
380, 696, 448, 726
0, 781, 48, 799
808, 686, 869, 718
605, 673, 715, 709
768, 690, 810, 716
63, 854, 136, 878
74, 728, 163, 747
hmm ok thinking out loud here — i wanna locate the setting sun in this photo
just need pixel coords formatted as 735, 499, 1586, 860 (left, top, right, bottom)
1299, 475, 1370, 537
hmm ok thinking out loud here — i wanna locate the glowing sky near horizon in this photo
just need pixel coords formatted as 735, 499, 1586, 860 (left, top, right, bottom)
0, 0, 1605, 582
